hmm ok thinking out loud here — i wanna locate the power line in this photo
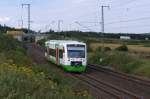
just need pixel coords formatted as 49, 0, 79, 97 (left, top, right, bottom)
73, 16, 150, 29
22, 4, 31, 33
111, 0, 138, 9
20, 5, 24, 29
105, 16, 150, 25
106, 24, 150, 29
75, 21, 94, 31
125, 2, 150, 10
78, 21, 100, 24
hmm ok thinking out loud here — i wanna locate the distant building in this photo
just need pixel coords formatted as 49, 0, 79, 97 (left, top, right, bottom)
7, 30, 25, 41
120, 36, 131, 40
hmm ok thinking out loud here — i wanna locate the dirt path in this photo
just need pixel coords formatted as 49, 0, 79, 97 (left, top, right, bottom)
27, 44, 47, 64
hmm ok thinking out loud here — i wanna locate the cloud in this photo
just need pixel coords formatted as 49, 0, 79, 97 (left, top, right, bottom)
71, 0, 86, 4
0, 17, 10, 23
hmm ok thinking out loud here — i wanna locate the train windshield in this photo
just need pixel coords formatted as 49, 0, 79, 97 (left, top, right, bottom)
67, 44, 85, 58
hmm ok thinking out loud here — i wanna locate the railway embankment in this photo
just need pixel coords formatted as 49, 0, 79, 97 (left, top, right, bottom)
0, 33, 93, 99
37, 35, 150, 79
32, 44, 150, 99
88, 45, 150, 79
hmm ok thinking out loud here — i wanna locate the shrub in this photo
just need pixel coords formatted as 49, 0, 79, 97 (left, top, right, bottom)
86, 41, 93, 52
95, 47, 111, 53
133, 62, 150, 78
88, 51, 101, 64
100, 52, 143, 72
0, 63, 93, 99
36, 38, 46, 47
143, 44, 150, 47
88, 51, 144, 74
0, 34, 20, 52
115, 44, 128, 52
120, 59, 143, 73
6, 51, 32, 66
0, 33, 93, 99
104, 47, 111, 52
96, 46, 102, 52
88, 51, 109, 64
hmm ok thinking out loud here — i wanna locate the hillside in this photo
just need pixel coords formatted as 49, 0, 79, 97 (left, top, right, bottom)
0, 33, 93, 99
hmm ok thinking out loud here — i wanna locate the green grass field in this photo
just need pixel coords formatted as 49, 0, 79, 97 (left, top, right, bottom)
90, 43, 150, 53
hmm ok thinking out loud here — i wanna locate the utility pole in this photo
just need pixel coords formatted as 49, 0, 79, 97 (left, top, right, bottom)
21, 19, 24, 29
18, 18, 24, 29
99, 5, 110, 63
101, 5, 109, 48
18, 19, 23, 29
22, 4, 31, 34
58, 20, 63, 32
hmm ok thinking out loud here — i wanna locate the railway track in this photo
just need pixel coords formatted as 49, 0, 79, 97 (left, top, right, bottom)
88, 64, 150, 87
74, 74, 141, 99
87, 64, 150, 99
74, 74, 121, 99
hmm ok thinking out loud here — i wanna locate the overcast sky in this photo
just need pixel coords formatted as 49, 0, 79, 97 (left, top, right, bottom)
0, 0, 150, 33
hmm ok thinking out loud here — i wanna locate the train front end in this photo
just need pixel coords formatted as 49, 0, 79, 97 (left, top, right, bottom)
63, 43, 87, 72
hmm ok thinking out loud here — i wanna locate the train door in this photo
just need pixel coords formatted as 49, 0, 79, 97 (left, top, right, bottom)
48, 48, 50, 60
46, 47, 50, 59
56, 47, 59, 65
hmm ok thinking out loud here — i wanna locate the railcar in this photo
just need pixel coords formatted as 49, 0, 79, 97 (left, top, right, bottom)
45, 40, 87, 72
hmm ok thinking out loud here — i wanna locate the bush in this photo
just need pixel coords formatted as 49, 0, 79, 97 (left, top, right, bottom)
0, 63, 93, 99
88, 51, 144, 73
36, 38, 46, 47
143, 44, 150, 47
100, 52, 143, 73
133, 62, 150, 78
95, 46, 111, 53
88, 51, 100, 64
0, 34, 20, 52
96, 46, 102, 52
115, 44, 128, 52
86, 41, 93, 52
6, 51, 32, 66
104, 47, 111, 52
88, 51, 110, 64
0, 33, 93, 99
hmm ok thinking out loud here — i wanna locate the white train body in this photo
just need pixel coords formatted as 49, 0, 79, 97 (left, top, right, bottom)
45, 40, 87, 72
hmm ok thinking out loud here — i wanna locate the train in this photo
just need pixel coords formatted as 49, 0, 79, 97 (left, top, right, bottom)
45, 40, 87, 72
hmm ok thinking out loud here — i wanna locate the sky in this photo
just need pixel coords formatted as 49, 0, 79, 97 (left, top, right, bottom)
0, 0, 150, 33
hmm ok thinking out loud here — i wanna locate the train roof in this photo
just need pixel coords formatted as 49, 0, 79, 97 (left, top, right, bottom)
45, 40, 86, 45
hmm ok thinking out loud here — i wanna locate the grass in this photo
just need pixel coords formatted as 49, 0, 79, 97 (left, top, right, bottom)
37, 34, 150, 79
0, 33, 94, 99
0, 62, 93, 99
133, 61, 150, 78
88, 50, 150, 78
143, 44, 150, 47
90, 43, 150, 53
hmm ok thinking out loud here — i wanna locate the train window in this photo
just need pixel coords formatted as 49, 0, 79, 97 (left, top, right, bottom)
67, 44, 85, 58
59, 49, 63, 58
68, 50, 85, 58
49, 48, 56, 57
